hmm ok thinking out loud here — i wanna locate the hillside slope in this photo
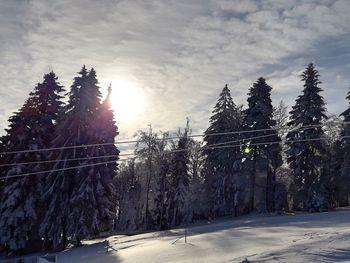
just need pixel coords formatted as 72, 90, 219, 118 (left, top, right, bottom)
58, 209, 350, 263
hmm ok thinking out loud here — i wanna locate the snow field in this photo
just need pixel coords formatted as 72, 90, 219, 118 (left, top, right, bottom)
58, 208, 350, 262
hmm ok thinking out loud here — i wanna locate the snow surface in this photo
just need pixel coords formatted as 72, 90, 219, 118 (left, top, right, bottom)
58, 209, 350, 262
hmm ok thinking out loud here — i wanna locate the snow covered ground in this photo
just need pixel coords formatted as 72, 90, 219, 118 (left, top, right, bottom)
58, 208, 350, 262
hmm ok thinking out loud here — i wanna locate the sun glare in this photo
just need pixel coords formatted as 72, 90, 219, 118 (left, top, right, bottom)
108, 79, 144, 123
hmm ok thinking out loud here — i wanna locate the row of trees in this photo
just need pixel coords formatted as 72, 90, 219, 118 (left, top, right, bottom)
115, 63, 350, 232
0, 67, 119, 254
0, 63, 349, 256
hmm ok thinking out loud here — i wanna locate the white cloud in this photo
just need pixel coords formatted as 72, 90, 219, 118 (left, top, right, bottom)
218, 0, 259, 13
0, 0, 349, 138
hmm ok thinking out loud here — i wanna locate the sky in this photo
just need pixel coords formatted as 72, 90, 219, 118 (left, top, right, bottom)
0, 0, 350, 142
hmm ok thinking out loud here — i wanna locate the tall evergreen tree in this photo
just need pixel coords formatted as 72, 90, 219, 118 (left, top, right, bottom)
40, 66, 90, 250
41, 67, 118, 249
69, 79, 118, 240
0, 134, 10, 197
0, 72, 64, 254
244, 77, 282, 212
286, 63, 328, 212
87, 83, 119, 232
203, 84, 243, 217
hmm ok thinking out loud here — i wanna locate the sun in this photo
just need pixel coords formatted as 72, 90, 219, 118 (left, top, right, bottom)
107, 79, 145, 123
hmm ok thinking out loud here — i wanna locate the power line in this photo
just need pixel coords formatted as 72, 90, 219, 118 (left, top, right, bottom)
0, 160, 118, 180
1, 158, 273, 193
3, 135, 349, 180
199, 135, 350, 152
206, 132, 278, 148
0, 153, 136, 167
0, 141, 117, 156
0, 132, 277, 167
1, 124, 344, 167
0, 154, 119, 167
118, 135, 350, 161
0, 120, 348, 156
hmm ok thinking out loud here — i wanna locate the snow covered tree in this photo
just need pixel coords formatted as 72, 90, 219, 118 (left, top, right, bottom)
41, 67, 118, 250
286, 63, 329, 212
0, 107, 38, 254
151, 132, 171, 230
328, 140, 346, 207
115, 158, 143, 232
87, 83, 119, 232
0, 134, 10, 197
322, 115, 343, 208
134, 125, 159, 230
188, 140, 206, 220
40, 67, 90, 250
167, 120, 191, 226
323, 114, 342, 145
0, 136, 5, 195
188, 140, 204, 182
244, 77, 282, 212
0, 72, 64, 254
203, 84, 243, 217
273, 100, 289, 138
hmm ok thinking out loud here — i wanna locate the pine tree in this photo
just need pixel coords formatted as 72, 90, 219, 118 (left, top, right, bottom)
41, 67, 118, 249
0, 107, 38, 254
40, 66, 89, 250
0, 135, 8, 195
286, 63, 328, 212
88, 83, 119, 232
0, 72, 64, 254
203, 84, 243, 217
243, 77, 282, 212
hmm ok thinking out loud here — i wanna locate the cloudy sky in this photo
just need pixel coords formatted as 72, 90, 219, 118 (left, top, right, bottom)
1, 0, 350, 141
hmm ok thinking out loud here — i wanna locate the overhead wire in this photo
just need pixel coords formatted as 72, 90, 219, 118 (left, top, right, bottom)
0, 120, 348, 156
0, 131, 295, 167
0, 132, 277, 168
1, 134, 350, 180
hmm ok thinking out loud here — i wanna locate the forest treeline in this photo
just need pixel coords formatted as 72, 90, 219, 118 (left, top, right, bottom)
0, 63, 349, 256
